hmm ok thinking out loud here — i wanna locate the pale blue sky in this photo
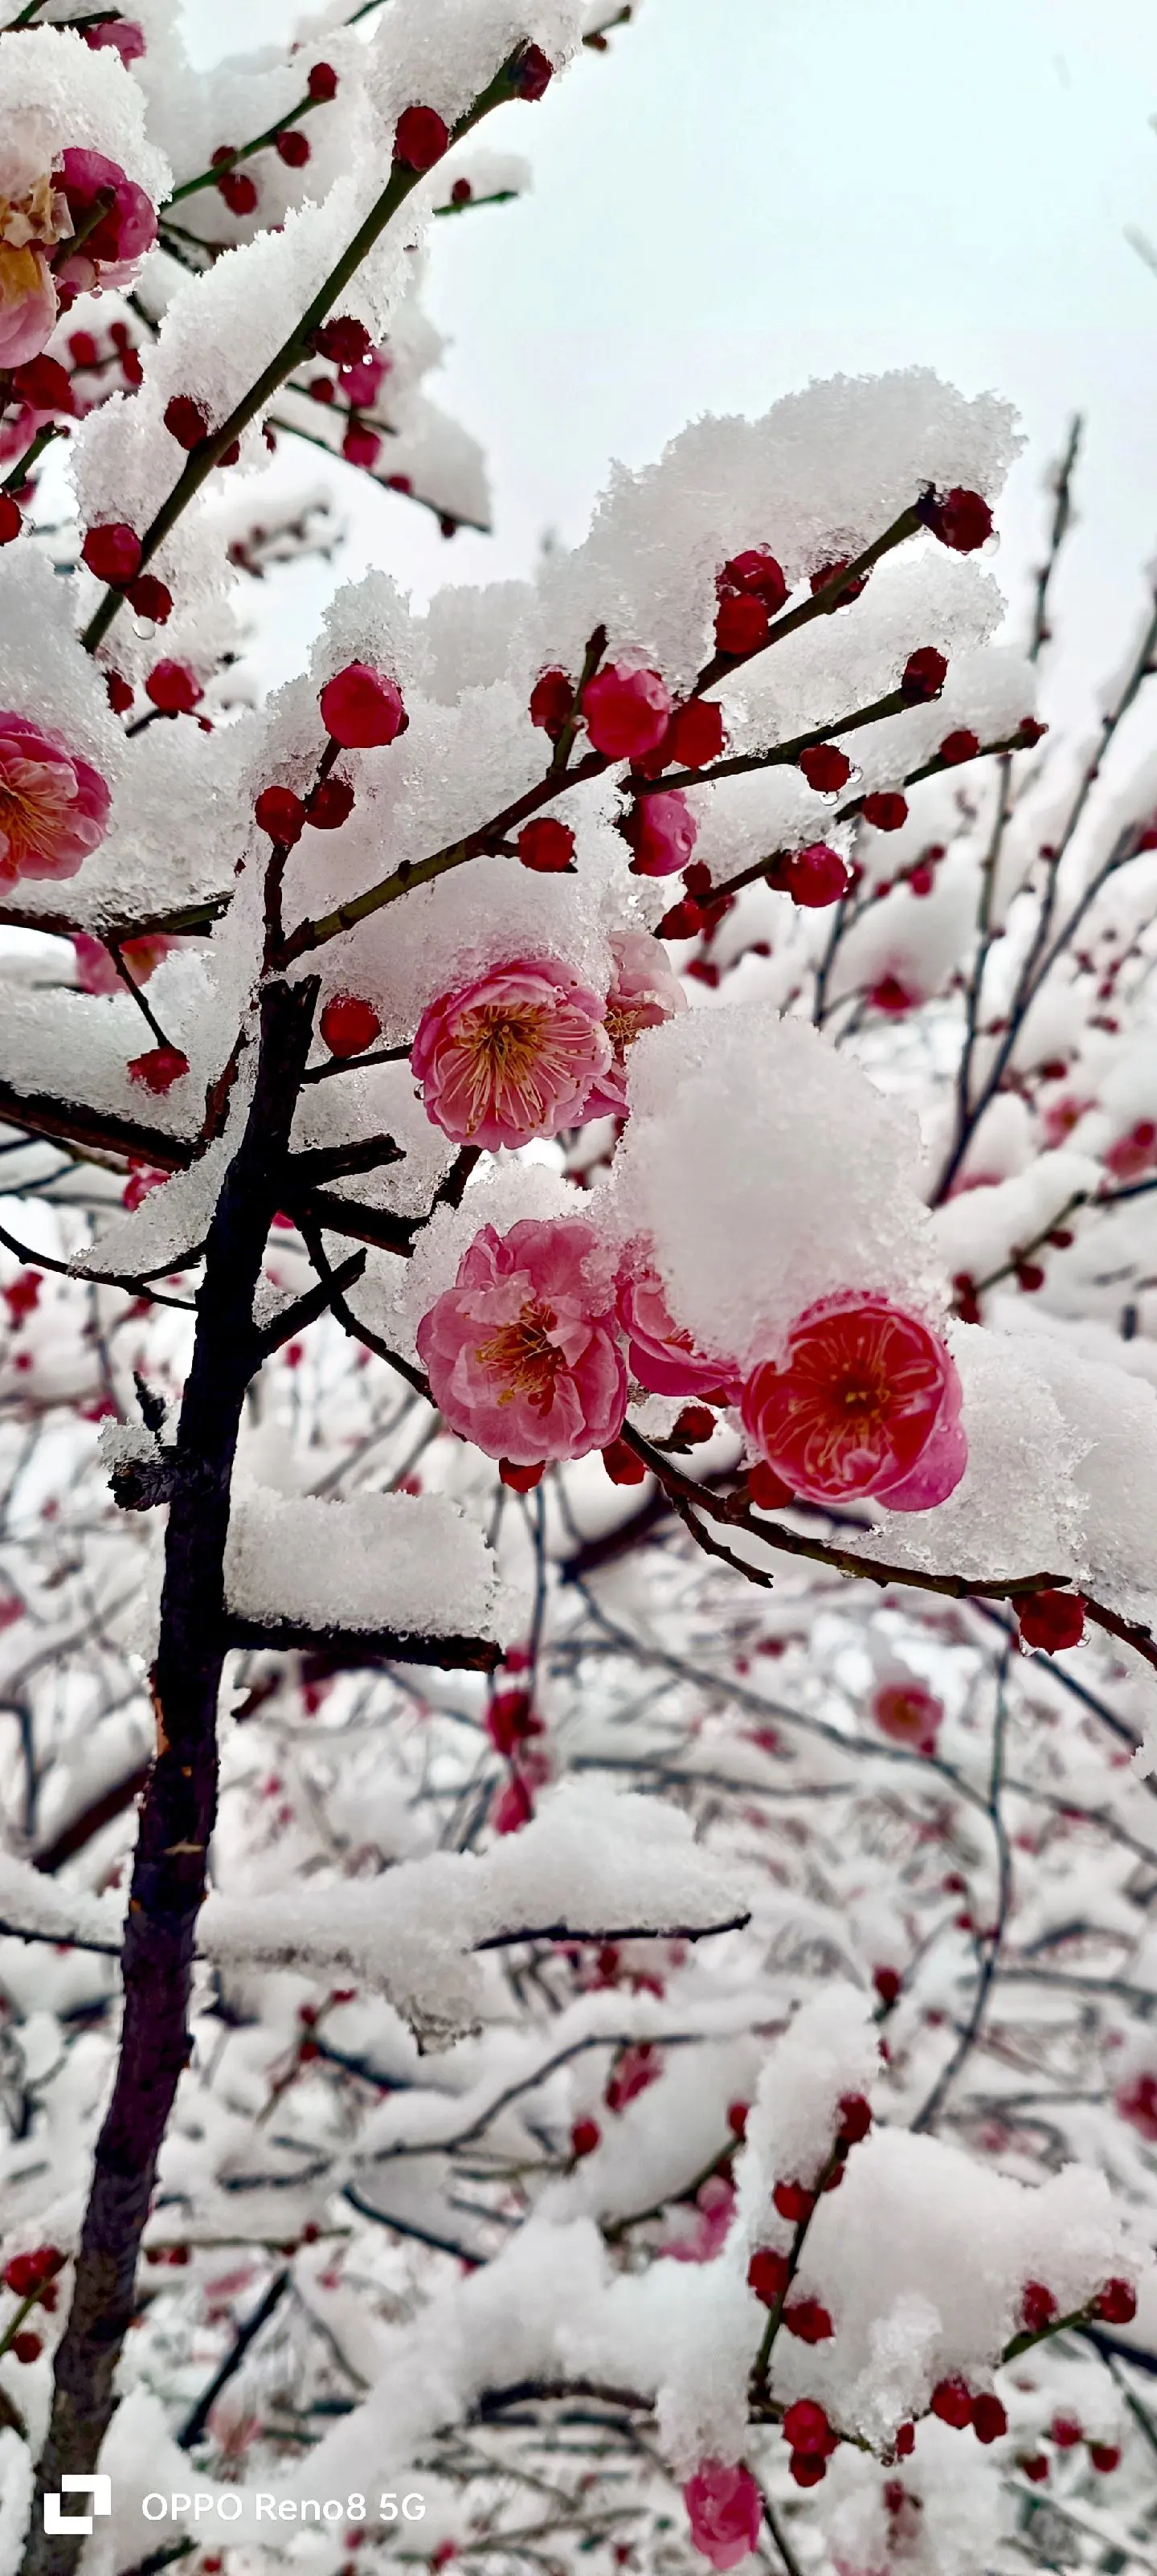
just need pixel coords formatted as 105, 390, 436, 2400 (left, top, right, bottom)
183, 0, 1157, 737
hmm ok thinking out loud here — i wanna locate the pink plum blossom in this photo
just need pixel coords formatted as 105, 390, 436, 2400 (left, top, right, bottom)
412, 959, 611, 1149
583, 930, 686, 1118
415, 1220, 628, 1464
683, 2461, 762, 2570
0, 714, 111, 882
618, 1261, 742, 1402
742, 1293, 966, 1511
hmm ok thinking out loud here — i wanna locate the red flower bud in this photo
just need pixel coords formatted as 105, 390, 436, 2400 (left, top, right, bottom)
308, 62, 338, 100
713, 592, 768, 656
788, 2453, 827, 2486
145, 660, 202, 715
313, 317, 372, 366
513, 43, 554, 99
971, 2394, 1008, 2445
319, 995, 382, 1060
11, 355, 74, 415
901, 646, 947, 703
718, 547, 787, 610
320, 661, 406, 748
517, 818, 574, 872
395, 105, 451, 171
164, 395, 209, 449
81, 522, 141, 585
602, 1438, 647, 1486
219, 170, 259, 215
529, 667, 573, 737
862, 791, 908, 832
305, 775, 355, 831
922, 486, 993, 552
1020, 2281, 1057, 2334
570, 2117, 600, 2158
277, 128, 311, 167
0, 495, 21, 546
930, 2378, 974, 2430
783, 2298, 833, 2344
783, 2400, 836, 2455
665, 699, 726, 770
939, 729, 980, 766
128, 1046, 189, 1094
772, 2180, 814, 2225
1094, 2277, 1136, 2325
499, 1458, 545, 1491
798, 743, 852, 795
126, 574, 172, 623
256, 786, 306, 844
836, 2092, 872, 2145
1017, 1589, 1086, 1654
747, 2248, 791, 2306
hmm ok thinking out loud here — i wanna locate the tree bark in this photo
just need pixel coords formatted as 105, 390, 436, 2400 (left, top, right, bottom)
24, 977, 317, 2576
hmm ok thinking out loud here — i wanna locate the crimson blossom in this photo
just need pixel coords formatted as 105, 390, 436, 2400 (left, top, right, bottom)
741, 1293, 967, 1509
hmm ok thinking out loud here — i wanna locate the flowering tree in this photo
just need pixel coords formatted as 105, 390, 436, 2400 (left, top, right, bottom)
3, 7, 1157, 2576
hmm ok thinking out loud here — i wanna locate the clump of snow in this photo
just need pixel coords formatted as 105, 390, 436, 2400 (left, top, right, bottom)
223, 1482, 513, 1646
611, 1003, 942, 1368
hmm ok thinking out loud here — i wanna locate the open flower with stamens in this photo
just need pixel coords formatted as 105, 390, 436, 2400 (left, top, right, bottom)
0, 714, 111, 881
582, 930, 686, 1120
618, 1259, 742, 1402
412, 958, 611, 1149
742, 1293, 966, 1511
416, 1219, 628, 1464
0, 174, 71, 366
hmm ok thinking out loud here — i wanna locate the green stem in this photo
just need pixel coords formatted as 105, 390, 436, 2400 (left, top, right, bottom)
1, 421, 62, 493
164, 93, 317, 208
81, 51, 531, 658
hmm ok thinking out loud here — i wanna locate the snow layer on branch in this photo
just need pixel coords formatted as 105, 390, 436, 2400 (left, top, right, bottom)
202, 1782, 739, 2046
72, 171, 419, 607
362, 0, 587, 133
865, 1323, 1084, 1581
1025, 1337, 1157, 1615
730, 553, 1007, 763
525, 373, 1020, 689
223, 1481, 513, 1645
0, 26, 170, 206
10, 719, 250, 935
764, 2131, 1127, 2448
0, 550, 123, 795
611, 1003, 942, 1367
932, 1151, 1101, 1282
740, 1988, 881, 2220
832, 849, 981, 1012
0, 1850, 122, 1953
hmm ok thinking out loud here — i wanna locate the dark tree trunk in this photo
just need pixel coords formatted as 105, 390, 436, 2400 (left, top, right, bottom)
25, 978, 317, 2576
